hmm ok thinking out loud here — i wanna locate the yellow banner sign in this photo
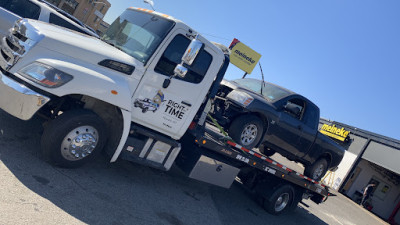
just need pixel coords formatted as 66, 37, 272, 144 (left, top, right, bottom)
320, 124, 350, 142
229, 38, 261, 74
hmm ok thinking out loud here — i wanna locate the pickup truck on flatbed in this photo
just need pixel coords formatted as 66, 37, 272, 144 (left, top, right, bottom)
210, 78, 345, 180
0, 7, 334, 215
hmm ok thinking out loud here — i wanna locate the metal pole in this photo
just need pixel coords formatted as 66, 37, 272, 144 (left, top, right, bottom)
259, 62, 265, 82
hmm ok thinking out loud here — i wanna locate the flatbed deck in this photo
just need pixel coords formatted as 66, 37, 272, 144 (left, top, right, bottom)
189, 124, 331, 200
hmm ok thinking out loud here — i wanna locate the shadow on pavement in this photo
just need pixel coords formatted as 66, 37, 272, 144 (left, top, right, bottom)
0, 110, 327, 225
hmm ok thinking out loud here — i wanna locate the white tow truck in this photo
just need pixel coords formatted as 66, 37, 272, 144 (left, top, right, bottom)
0, 7, 332, 214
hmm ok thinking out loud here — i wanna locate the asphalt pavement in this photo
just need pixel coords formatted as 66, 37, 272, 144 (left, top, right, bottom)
0, 110, 388, 225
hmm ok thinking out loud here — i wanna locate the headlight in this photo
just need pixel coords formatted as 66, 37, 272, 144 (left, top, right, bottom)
226, 90, 254, 107
18, 62, 73, 88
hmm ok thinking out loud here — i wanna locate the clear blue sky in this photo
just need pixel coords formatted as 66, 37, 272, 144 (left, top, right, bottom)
103, 0, 400, 140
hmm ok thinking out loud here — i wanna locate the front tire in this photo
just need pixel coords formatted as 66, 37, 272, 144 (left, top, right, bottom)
304, 158, 328, 181
41, 109, 108, 168
229, 115, 264, 150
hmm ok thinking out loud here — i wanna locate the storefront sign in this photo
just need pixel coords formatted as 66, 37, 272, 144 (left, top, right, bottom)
228, 38, 261, 74
320, 124, 350, 141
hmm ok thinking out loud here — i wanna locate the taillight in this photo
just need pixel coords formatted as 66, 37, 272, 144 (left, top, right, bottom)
188, 121, 197, 130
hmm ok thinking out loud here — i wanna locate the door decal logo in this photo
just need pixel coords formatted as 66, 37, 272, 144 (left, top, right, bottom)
134, 90, 165, 113
134, 90, 192, 130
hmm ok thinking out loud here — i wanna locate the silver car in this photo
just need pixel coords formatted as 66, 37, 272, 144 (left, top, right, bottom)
0, 0, 99, 40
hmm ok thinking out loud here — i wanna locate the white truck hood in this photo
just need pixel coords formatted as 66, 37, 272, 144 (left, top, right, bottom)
29, 20, 137, 68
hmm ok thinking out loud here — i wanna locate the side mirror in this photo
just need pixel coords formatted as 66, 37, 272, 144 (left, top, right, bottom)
182, 38, 204, 66
284, 103, 300, 117
163, 37, 203, 89
174, 64, 188, 78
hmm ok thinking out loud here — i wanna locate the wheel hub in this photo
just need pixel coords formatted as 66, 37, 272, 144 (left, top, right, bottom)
61, 126, 99, 161
275, 193, 290, 212
240, 124, 258, 145
312, 164, 325, 180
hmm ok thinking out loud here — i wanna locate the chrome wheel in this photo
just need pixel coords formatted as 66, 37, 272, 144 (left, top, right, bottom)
275, 193, 290, 212
312, 164, 325, 180
240, 124, 258, 145
60, 125, 99, 161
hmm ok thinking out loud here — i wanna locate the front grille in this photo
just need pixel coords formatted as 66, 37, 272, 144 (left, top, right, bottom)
6, 38, 20, 52
1, 49, 10, 61
13, 31, 27, 42
0, 19, 38, 71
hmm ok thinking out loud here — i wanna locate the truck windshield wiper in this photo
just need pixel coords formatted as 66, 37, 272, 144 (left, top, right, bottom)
103, 40, 124, 52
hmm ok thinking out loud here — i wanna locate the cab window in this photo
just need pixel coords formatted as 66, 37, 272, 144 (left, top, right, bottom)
0, 0, 40, 19
155, 34, 212, 84
284, 98, 305, 120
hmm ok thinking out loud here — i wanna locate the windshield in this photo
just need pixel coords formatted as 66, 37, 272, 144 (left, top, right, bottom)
233, 79, 291, 101
102, 9, 174, 64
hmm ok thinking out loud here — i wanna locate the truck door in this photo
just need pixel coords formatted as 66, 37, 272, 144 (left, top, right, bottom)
273, 98, 303, 156
131, 28, 223, 140
296, 102, 319, 158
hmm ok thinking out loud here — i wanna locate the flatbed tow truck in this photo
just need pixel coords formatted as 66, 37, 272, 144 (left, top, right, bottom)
0, 7, 333, 215
176, 122, 332, 215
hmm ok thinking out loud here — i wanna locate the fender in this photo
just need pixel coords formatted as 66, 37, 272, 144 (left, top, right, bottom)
110, 109, 131, 162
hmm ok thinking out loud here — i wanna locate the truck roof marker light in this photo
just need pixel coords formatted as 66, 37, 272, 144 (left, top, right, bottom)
136, 8, 153, 13
131, 7, 173, 20
202, 140, 206, 144
111, 90, 118, 95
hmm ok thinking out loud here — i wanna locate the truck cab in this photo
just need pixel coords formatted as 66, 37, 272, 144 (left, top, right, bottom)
0, 7, 227, 169
103, 8, 225, 140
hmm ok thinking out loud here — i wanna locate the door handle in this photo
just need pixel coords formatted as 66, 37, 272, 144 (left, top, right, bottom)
181, 101, 192, 107
163, 78, 171, 88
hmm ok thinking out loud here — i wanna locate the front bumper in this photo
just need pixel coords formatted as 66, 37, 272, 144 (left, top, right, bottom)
0, 72, 50, 120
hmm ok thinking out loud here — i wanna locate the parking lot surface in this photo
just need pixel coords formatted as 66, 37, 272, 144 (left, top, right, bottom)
0, 110, 388, 225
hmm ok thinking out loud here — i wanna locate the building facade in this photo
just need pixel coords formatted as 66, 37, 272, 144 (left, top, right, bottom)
96, 20, 109, 36
319, 118, 400, 224
46, 0, 111, 34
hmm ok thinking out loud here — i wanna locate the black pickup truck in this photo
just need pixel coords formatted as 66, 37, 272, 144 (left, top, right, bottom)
211, 78, 345, 180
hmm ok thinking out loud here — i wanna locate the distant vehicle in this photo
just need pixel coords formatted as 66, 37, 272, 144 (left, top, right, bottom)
210, 78, 345, 180
0, 0, 99, 40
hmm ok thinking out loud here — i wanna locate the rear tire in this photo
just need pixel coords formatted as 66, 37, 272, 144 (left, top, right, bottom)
228, 115, 264, 150
41, 109, 108, 168
304, 158, 328, 181
262, 185, 295, 215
